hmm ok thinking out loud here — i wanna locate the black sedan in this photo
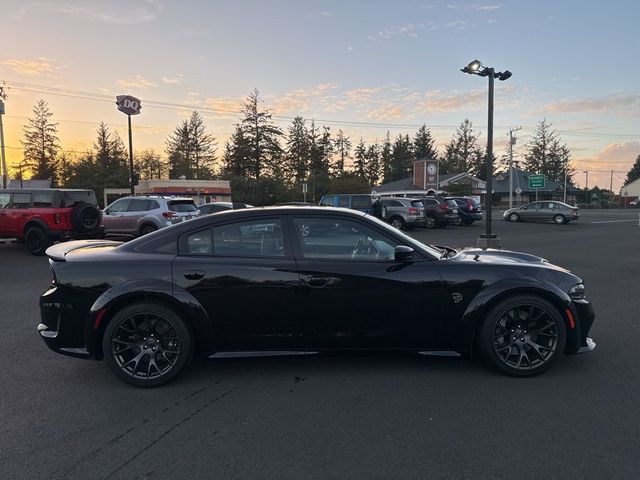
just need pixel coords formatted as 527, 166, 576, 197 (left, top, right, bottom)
38, 207, 595, 387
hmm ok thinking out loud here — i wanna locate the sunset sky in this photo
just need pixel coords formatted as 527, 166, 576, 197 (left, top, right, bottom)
1, 0, 639, 191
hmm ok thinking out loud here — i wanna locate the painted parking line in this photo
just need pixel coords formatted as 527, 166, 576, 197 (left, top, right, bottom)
590, 219, 637, 224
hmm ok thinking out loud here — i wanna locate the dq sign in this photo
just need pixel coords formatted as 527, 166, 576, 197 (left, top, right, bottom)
115, 95, 142, 115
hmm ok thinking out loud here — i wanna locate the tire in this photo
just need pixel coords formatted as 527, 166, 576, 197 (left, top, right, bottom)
463, 218, 474, 225
389, 216, 405, 230
452, 218, 463, 226
477, 295, 566, 377
425, 215, 437, 229
71, 202, 100, 233
25, 227, 51, 256
508, 213, 520, 222
103, 302, 193, 388
553, 214, 567, 224
140, 224, 158, 236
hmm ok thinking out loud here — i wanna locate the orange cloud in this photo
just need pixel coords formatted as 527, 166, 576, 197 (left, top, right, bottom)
1, 58, 59, 76
117, 75, 157, 89
366, 105, 405, 120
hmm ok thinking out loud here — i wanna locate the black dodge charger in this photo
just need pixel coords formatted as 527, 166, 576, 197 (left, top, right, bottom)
38, 207, 595, 387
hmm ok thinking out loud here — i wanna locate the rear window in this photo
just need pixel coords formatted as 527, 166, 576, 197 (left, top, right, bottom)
410, 200, 423, 208
62, 191, 98, 207
33, 192, 54, 207
350, 196, 372, 209
445, 199, 458, 208
169, 200, 197, 212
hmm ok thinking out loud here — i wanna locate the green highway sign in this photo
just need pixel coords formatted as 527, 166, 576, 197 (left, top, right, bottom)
529, 174, 545, 189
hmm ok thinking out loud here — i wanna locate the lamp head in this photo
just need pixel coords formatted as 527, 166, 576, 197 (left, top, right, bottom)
497, 70, 512, 81
461, 59, 483, 74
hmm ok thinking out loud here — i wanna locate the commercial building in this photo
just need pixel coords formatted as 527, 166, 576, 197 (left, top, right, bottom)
103, 179, 231, 206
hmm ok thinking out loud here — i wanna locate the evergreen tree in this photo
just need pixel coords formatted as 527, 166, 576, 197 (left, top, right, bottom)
135, 149, 166, 180
366, 142, 380, 186
317, 125, 333, 176
285, 116, 310, 185
625, 154, 640, 186
56, 151, 75, 187
524, 120, 574, 183
332, 129, 351, 176
412, 124, 438, 160
353, 139, 367, 177
380, 132, 393, 183
189, 111, 217, 180
239, 89, 283, 179
390, 134, 412, 181
222, 126, 252, 180
441, 120, 483, 177
166, 119, 193, 179
21, 99, 60, 184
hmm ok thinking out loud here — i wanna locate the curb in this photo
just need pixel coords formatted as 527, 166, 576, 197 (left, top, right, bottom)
0, 238, 18, 244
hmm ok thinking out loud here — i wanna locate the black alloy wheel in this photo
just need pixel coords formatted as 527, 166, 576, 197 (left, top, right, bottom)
140, 224, 158, 235
103, 303, 193, 387
452, 217, 463, 226
478, 295, 566, 376
425, 215, 437, 229
25, 227, 50, 256
553, 214, 567, 224
508, 212, 520, 222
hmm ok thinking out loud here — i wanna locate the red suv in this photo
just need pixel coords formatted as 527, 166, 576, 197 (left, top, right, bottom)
0, 189, 103, 255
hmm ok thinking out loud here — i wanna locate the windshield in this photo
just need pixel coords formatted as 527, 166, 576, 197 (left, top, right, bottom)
365, 214, 442, 259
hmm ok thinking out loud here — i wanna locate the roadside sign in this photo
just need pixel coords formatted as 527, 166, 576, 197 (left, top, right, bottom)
115, 95, 142, 115
529, 174, 545, 189
515, 187, 522, 195
302, 183, 308, 194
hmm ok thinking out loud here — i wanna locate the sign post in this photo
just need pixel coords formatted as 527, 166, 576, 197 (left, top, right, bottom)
528, 174, 545, 202
115, 95, 142, 195
302, 183, 308, 203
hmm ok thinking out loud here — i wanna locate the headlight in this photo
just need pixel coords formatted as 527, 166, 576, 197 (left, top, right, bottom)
568, 283, 585, 300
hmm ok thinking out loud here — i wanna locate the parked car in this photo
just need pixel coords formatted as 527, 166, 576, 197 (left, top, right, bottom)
415, 196, 460, 229
0, 188, 102, 255
319, 194, 373, 214
447, 197, 483, 225
503, 201, 580, 224
629, 198, 639, 207
102, 196, 199, 238
377, 197, 425, 230
39, 206, 595, 387
198, 201, 253, 215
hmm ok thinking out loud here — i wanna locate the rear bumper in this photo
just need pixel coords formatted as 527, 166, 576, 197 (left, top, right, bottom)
45, 226, 104, 241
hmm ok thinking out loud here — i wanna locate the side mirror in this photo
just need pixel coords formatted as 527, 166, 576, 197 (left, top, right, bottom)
104, 208, 110, 215
522, 206, 527, 210
394, 245, 414, 263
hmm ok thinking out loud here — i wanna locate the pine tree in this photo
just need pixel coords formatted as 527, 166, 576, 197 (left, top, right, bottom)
189, 111, 217, 180
332, 129, 351, 176
166, 119, 193, 179
239, 89, 283, 179
56, 151, 75, 187
413, 124, 438, 160
21, 99, 60, 184
524, 120, 574, 183
135, 149, 166, 180
441, 120, 483, 177
390, 134, 412, 181
353, 139, 367, 177
366, 142, 380, 186
625, 154, 640, 185
380, 132, 393, 183
285, 116, 310, 185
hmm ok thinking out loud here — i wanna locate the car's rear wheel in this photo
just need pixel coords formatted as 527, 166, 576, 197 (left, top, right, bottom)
463, 218, 474, 225
425, 215, 437, 229
452, 218, 463, 226
508, 212, 520, 222
140, 224, 158, 236
478, 295, 566, 376
103, 302, 193, 387
553, 214, 567, 224
25, 227, 50, 256
389, 216, 405, 230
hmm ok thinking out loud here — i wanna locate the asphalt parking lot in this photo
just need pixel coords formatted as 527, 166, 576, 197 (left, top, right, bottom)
1, 209, 639, 480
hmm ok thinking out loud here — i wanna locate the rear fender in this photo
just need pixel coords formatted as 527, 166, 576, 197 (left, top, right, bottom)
459, 278, 574, 355
87, 279, 214, 359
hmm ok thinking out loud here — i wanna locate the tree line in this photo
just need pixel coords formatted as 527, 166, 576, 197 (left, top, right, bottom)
14, 91, 619, 206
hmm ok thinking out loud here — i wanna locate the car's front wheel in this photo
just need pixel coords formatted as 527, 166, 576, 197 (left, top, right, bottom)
508, 212, 520, 222
103, 302, 193, 387
478, 295, 566, 376
389, 216, 405, 230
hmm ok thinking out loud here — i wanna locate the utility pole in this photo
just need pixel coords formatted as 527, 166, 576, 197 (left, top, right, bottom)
610, 170, 614, 200
507, 127, 521, 210
583, 170, 589, 203
0, 85, 7, 189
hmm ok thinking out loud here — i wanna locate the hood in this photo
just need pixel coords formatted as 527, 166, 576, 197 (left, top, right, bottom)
452, 248, 551, 265
46, 239, 123, 262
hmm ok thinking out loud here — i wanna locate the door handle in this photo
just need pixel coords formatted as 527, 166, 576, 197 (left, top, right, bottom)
184, 271, 204, 280
304, 276, 341, 288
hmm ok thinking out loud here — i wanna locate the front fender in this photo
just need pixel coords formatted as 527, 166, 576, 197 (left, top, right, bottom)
458, 277, 574, 354
86, 279, 214, 358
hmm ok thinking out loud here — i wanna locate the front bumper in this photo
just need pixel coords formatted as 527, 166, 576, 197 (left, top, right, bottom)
565, 299, 596, 355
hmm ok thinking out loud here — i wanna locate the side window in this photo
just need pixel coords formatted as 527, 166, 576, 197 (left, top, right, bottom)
148, 200, 160, 210
32, 192, 53, 207
0, 193, 10, 208
337, 196, 349, 208
128, 199, 149, 212
293, 217, 398, 261
108, 198, 131, 213
10, 193, 31, 209
183, 219, 284, 257
319, 196, 335, 207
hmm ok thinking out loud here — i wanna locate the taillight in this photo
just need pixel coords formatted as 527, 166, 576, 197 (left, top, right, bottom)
408, 207, 420, 215
467, 200, 474, 210
162, 211, 176, 219
53, 213, 61, 224
439, 203, 449, 211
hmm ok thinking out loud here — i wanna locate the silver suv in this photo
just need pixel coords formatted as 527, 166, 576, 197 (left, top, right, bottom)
102, 196, 199, 238
377, 197, 425, 230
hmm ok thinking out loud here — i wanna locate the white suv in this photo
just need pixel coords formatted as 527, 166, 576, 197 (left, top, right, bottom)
102, 196, 199, 238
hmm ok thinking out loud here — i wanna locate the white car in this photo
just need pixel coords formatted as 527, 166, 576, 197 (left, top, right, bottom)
629, 198, 639, 207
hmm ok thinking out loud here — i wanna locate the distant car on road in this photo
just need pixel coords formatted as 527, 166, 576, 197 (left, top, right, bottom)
102, 196, 199, 238
198, 201, 253, 215
39, 206, 595, 387
503, 201, 580, 224
629, 198, 639, 207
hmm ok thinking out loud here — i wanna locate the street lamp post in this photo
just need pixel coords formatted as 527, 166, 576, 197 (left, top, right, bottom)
461, 60, 512, 249
583, 170, 589, 204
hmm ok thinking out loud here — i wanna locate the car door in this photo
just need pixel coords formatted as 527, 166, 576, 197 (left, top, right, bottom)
0, 192, 11, 234
103, 198, 132, 233
173, 216, 303, 351
521, 202, 540, 221
6, 192, 32, 235
124, 198, 150, 234
290, 215, 444, 350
